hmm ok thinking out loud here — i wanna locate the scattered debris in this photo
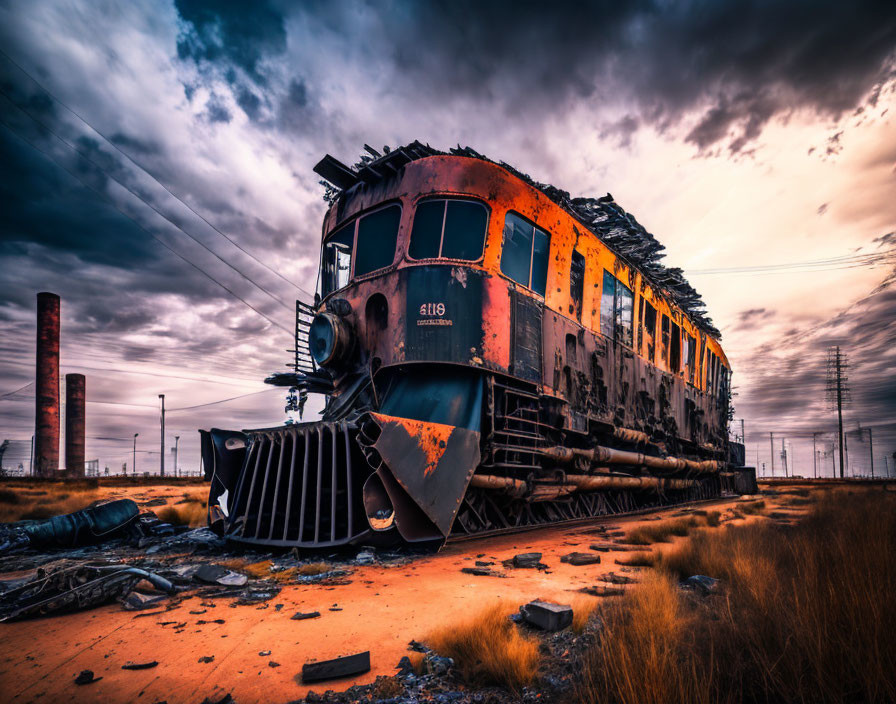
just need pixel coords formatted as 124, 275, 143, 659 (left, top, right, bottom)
193, 564, 248, 587
198, 655, 215, 664
291, 610, 321, 620
302, 651, 371, 683
258, 650, 271, 657
511, 552, 543, 568
269, 661, 280, 668
460, 566, 504, 577
196, 619, 225, 625
520, 600, 573, 631
680, 575, 720, 595
423, 654, 454, 676
598, 572, 638, 585
589, 543, 642, 552
0, 564, 174, 621
560, 552, 601, 566
354, 550, 376, 565
234, 586, 281, 605
581, 585, 626, 597
74, 669, 101, 685
474, 560, 494, 567
122, 661, 158, 670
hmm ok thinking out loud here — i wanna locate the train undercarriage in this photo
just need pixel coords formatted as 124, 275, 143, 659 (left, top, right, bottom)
200, 369, 756, 551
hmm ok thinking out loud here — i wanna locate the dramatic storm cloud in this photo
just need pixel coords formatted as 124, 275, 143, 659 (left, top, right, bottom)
0, 0, 894, 475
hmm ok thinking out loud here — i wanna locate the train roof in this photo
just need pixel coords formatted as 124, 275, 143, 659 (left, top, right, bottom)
314, 141, 721, 339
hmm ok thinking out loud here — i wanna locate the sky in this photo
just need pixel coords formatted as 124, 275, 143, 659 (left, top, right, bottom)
0, 0, 895, 478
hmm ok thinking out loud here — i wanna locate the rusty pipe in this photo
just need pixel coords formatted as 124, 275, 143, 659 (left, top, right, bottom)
566, 474, 695, 491
528, 484, 577, 501
469, 473, 527, 498
542, 445, 720, 474
613, 427, 650, 445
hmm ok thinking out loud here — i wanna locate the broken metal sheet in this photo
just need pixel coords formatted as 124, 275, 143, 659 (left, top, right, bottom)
359, 412, 481, 540
301, 650, 371, 683
0, 564, 175, 621
193, 564, 248, 587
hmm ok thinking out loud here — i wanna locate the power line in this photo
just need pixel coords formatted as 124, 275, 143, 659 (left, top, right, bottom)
0, 116, 292, 334
686, 247, 896, 276
0, 87, 294, 314
0, 47, 314, 301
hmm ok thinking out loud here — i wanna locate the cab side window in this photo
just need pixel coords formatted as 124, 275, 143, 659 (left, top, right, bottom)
500, 212, 551, 296
569, 250, 586, 321
600, 270, 634, 346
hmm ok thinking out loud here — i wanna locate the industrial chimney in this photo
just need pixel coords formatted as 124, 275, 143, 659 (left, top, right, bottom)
35, 292, 60, 477
65, 373, 86, 477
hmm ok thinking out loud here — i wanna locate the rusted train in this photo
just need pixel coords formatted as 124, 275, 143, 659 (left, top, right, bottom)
200, 142, 755, 550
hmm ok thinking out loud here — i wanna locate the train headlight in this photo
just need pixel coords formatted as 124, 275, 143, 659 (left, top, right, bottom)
308, 311, 352, 367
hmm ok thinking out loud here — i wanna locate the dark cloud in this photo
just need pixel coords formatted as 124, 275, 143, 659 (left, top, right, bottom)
204, 93, 232, 123
174, 0, 287, 85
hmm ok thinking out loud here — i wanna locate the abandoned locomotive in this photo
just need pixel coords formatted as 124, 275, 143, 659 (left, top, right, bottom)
200, 142, 755, 549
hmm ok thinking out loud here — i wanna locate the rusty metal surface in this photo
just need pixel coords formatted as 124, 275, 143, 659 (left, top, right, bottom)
64, 373, 85, 476
35, 292, 60, 477
358, 412, 481, 540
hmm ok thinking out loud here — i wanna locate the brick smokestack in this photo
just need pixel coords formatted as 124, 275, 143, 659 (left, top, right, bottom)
65, 373, 86, 477
35, 292, 60, 476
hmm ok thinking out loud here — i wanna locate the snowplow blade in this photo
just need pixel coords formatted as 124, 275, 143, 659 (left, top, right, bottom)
357, 412, 481, 544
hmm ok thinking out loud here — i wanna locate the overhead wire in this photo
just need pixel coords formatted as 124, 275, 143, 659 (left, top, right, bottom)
0, 47, 314, 301
0, 114, 292, 334
0, 86, 294, 314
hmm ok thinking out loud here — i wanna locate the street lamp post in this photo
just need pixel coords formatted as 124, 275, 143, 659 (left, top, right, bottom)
133, 433, 138, 477
174, 435, 180, 478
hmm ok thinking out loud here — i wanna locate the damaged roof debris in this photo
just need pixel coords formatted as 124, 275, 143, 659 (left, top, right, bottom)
317, 141, 720, 337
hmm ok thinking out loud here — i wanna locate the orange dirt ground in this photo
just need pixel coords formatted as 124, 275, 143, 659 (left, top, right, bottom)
0, 485, 809, 704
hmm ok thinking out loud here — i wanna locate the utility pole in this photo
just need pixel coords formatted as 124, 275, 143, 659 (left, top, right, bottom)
174, 435, 180, 478
770, 432, 774, 476
29, 435, 34, 476
133, 433, 138, 476
159, 394, 165, 478
826, 346, 850, 479
740, 419, 745, 444
812, 432, 819, 479
781, 438, 788, 478
868, 427, 874, 479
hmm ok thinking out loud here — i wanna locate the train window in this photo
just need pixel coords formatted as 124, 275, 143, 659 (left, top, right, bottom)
670, 321, 681, 372
409, 199, 488, 261
617, 281, 634, 346
442, 201, 488, 260
642, 300, 657, 362
408, 200, 444, 259
500, 212, 551, 295
569, 250, 586, 321
600, 271, 615, 338
354, 204, 401, 277
531, 227, 550, 296
322, 221, 354, 294
698, 336, 706, 388
685, 333, 696, 383
660, 315, 670, 366
599, 270, 634, 346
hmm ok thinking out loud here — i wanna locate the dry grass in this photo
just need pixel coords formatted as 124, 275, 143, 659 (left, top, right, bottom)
626, 516, 701, 545
296, 561, 333, 576
427, 603, 540, 691
570, 596, 600, 634
155, 501, 206, 527
737, 499, 766, 514
405, 651, 425, 674
0, 484, 103, 522
614, 552, 655, 567
576, 488, 896, 704
218, 558, 299, 584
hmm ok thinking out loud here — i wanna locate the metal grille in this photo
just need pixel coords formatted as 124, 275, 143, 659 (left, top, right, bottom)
225, 421, 371, 548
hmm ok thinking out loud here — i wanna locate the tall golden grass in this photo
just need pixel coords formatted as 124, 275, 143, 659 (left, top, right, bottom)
426, 603, 540, 691
577, 489, 896, 704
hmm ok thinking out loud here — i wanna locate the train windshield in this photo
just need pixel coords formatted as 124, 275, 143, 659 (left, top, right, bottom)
409, 199, 487, 260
